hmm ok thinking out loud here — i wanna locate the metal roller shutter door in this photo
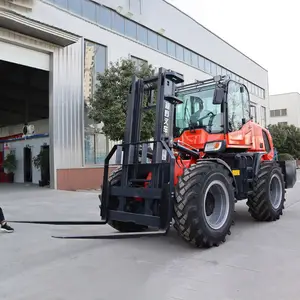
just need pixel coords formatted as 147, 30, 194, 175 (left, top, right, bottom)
0, 40, 49, 71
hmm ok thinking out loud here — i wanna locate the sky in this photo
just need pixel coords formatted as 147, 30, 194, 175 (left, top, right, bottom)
166, 0, 299, 95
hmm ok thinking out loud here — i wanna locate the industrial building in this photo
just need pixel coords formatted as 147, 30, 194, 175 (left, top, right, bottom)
0, 0, 269, 190
269, 92, 300, 127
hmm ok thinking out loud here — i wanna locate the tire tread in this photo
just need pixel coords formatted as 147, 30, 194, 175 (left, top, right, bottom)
246, 161, 286, 221
173, 160, 235, 248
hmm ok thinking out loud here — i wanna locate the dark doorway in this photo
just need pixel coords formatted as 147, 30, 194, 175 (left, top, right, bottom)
0, 59, 50, 187
0, 60, 49, 127
23, 147, 32, 183
40, 144, 50, 187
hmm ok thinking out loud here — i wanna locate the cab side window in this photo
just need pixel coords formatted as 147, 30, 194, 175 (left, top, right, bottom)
227, 81, 250, 131
262, 129, 271, 152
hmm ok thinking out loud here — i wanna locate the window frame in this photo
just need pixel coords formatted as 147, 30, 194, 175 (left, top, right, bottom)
68, 0, 82, 15
226, 80, 251, 132
125, 18, 137, 39
261, 106, 267, 128
262, 129, 271, 153
250, 102, 257, 122
130, 54, 148, 71
82, 0, 97, 22
83, 40, 109, 166
278, 121, 288, 125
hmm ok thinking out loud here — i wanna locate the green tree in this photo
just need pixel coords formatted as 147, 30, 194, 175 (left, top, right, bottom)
268, 123, 300, 158
88, 58, 156, 142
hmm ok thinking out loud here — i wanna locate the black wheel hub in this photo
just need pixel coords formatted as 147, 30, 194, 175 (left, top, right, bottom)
205, 192, 215, 216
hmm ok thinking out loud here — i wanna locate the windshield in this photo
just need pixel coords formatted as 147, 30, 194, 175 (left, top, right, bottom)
175, 84, 223, 136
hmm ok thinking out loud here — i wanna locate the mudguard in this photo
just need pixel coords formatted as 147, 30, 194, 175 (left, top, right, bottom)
278, 160, 297, 189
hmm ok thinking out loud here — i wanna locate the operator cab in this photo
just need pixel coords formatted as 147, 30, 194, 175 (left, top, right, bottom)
174, 76, 252, 138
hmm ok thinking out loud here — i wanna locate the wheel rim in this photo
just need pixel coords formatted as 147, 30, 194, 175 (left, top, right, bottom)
269, 173, 282, 209
203, 180, 230, 230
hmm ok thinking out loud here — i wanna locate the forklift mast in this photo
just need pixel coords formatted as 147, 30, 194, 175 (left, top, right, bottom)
100, 67, 184, 230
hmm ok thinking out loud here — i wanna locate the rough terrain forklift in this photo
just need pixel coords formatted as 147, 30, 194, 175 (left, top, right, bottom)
12, 67, 297, 248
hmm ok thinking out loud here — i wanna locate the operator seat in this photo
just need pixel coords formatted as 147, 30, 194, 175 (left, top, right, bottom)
190, 109, 211, 125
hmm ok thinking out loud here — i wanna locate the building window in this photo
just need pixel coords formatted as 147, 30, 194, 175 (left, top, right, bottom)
84, 40, 107, 165
131, 55, 147, 71
270, 108, 287, 117
210, 62, 217, 76
129, 0, 142, 14
125, 19, 137, 39
68, 0, 82, 15
82, 0, 96, 22
191, 52, 198, 68
175, 44, 184, 61
167, 40, 176, 57
183, 48, 191, 64
198, 56, 205, 70
55, 0, 67, 9
281, 109, 287, 116
204, 59, 211, 74
97, 5, 112, 28
148, 30, 158, 49
48, 0, 266, 100
278, 121, 288, 125
137, 24, 147, 44
261, 106, 267, 128
158, 35, 167, 53
112, 12, 125, 34
250, 103, 257, 122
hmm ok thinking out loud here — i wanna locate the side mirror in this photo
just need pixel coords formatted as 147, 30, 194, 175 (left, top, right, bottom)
213, 87, 224, 104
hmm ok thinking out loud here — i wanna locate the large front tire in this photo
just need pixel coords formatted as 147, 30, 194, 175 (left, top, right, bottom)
173, 161, 235, 248
247, 161, 286, 221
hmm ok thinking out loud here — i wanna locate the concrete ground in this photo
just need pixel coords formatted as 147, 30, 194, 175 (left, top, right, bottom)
1, 175, 300, 300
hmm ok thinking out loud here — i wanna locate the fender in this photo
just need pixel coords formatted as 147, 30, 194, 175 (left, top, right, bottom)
278, 160, 297, 189
252, 152, 267, 177
199, 158, 237, 189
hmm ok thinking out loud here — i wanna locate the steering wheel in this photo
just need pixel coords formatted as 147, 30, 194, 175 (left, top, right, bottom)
197, 111, 216, 124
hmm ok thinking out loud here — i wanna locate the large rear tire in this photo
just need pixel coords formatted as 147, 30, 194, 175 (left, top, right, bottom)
103, 168, 147, 233
247, 161, 286, 221
173, 161, 235, 248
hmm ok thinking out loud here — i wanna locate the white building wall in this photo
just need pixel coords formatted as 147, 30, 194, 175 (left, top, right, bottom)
269, 93, 300, 127
25, 1, 211, 84
21, 0, 268, 89
3, 0, 269, 182
22, 0, 269, 119
94, 0, 267, 88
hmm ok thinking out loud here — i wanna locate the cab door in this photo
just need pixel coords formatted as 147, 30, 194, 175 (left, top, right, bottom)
226, 80, 253, 148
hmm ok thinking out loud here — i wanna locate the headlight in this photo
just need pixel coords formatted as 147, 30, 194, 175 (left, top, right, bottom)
204, 141, 225, 152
